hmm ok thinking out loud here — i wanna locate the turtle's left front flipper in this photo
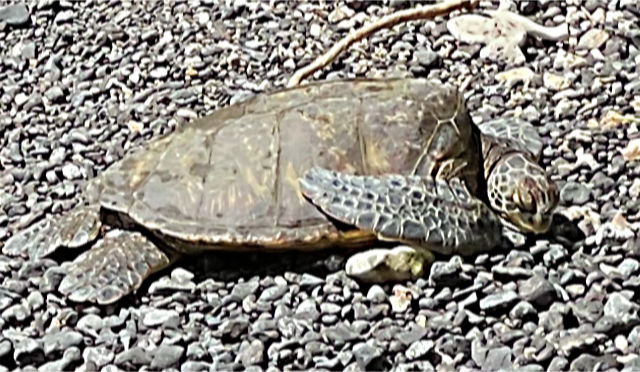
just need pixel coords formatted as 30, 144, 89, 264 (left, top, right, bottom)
299, 167, 503, 255
2, 205, 102, 259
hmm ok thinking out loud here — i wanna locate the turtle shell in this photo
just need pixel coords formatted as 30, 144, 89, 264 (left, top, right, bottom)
96, 79, 484, 253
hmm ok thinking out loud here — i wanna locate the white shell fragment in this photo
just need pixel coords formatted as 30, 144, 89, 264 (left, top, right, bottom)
447, 9, 568, 65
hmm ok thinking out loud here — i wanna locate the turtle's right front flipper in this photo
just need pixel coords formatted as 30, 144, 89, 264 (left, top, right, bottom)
2, 205, 101, 259
299, 167, 503, 255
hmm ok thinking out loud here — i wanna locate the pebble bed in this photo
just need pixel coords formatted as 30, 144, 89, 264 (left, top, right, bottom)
1, 0, 640, 370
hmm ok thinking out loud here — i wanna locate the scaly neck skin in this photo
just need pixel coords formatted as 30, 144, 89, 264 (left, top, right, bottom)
481, 135, 520, 180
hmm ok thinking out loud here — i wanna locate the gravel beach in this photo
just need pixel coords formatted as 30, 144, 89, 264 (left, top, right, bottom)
1, 0, 640, 370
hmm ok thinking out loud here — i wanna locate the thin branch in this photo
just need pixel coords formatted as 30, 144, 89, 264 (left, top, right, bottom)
287, 0, 479, 88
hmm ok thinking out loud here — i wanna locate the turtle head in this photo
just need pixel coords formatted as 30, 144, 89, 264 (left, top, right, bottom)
486, 153, 558, 234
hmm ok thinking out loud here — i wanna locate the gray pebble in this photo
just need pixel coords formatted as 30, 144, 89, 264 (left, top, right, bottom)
405, 340, 434, 360
14, 338, 44, 366
366, 285, 387, 303
294, 299, 320, 321
479, 290, 518, 312
560, 181, 591, 205
518, 275, 557, 308
150, 345, 183, 369
321, 323, 359, 345
43, 330, 83, 356
0, 3, 29, 26
142, 308, 180, 328
237, 339, 264, 366
258, 285, 287, 302
114, 346, 151, 366
61, 163, 83, 180
218, 317, 250, 339
353, 342, 382, 369
604, 292, 639, 330
482, 347, 512, 371
77, 314, 104, 337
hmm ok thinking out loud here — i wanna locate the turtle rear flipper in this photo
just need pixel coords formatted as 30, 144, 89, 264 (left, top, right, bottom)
299, 167, 503, 255
59, 231, 171, 305
3, 205, 101, 259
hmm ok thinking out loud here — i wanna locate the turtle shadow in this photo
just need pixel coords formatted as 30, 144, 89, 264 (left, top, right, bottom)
543, 213, 586, 247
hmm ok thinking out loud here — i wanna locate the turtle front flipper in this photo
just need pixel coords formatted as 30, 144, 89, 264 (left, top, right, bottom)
299, 167, 503, 256
59, 230, 172, 305
478, 118, 544, 160
2, 205, 101, 259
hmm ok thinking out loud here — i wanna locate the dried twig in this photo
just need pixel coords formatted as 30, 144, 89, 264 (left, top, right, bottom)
287, 0, 479, 88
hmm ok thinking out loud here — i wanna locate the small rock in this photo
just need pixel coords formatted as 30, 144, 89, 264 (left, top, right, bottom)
560, 181, 590, 205
236, 340, 264, 367
482, 347, 513, 370
77, 314, 104, 337
219, 318, 250, 340
405, 340, 434, 360
150, 345, 183, 369
604, 292, 640, 330
14, 338, 44, 366
366, 285, 387, 303
543, 72, 570, 91
142, 309, 180, 328
479, 290, 518, 312
150, 67, 168, 79
518, 276, 557, 308
0, 3, 29, 26
577, 29, 610, 50
322, 323, 359, 344
61, 163, 83, 180
294, 299, 320, 321
390, 284, 415, 312
353, 342, 382, 369
258, 285, 287, 302
43, 330, 83, 355
114, 347, 151, 366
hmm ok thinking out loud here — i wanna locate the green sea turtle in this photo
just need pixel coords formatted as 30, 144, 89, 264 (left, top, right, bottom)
2, 78, 558, 304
